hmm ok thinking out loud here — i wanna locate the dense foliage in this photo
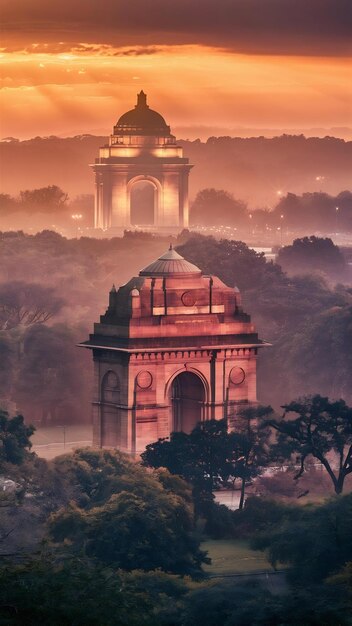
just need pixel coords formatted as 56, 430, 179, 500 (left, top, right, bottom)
48, 448, 206, 575
252, 494, 352, 584
0, 560, 188, 626
142, 409, 273, 511
0, 410, 34, 466
190, 188, 247, 226
178, 580, 349, 626
1, 439, 352, 625
277, 236, 347, 278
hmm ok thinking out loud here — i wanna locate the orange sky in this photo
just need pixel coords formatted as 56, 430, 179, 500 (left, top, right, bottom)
1, 1, 351, 139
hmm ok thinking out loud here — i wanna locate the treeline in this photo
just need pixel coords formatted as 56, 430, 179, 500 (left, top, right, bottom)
0, 230, 351, 422
2, 184, 352, 236
0, 185, 94, 233
190, 188, 352, 233
1, 134, 351, 206
0, 410, 351, 625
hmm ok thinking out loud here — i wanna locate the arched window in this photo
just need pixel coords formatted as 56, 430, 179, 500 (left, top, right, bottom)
102, 370, 120, 403
101, 371, 121, 447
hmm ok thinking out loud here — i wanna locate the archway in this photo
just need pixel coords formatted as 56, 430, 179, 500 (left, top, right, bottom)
130, 180, 156, 225
170, 371, 205, 434
101, 371, 121, 447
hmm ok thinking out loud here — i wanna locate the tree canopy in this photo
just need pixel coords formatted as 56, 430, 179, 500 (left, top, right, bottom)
0, 281, 64, 330
190, 188, 247, 227
252, 493, 352, 585
19, 185, 68, 213
277, 236, 347, 278
142, 411, 272, 510
49, 448, 206, 575
268, 395, 352, 494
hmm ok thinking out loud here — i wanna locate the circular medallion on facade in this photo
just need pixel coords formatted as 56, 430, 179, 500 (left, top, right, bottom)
229, 366, 245, 385
106, 371, 119, 388
136, 370, 153, 389
181, 291, 196, 307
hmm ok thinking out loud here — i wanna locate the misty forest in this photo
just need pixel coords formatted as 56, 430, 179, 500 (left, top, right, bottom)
1, 215, 352, 624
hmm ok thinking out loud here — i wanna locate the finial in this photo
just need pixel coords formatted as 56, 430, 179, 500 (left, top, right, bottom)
137, 90, 147, 108
169, 243, 173, 251
111, 284, 116, 293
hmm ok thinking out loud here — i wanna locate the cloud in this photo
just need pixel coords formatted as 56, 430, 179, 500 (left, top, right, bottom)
2, 0, 351, 56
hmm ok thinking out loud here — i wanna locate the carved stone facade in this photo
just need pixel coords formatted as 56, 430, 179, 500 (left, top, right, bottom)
91, 91, 192, 231
80, 247, 267, 454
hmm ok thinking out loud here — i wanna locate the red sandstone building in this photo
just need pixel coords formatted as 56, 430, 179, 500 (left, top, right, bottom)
81, 246, 267, 454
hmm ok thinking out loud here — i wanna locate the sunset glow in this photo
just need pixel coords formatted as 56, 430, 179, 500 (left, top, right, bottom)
1, 0, 351, 139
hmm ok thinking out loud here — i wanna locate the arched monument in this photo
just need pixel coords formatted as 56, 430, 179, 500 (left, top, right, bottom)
80, 246, 268, 455
91, 91, 192, 231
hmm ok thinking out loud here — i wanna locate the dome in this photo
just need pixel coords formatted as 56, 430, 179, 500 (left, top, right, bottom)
139, 246, 202, 277
114, 91, 171, 136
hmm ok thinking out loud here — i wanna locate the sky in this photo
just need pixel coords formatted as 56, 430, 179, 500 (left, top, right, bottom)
1, 0, 351, 139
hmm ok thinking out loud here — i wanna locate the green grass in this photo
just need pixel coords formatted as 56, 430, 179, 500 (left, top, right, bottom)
201, 539, 275, 576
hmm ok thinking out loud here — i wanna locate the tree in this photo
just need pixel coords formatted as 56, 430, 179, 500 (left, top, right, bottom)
0, 558, 188, 626
252, 494, 352, 585
268, 395, 352, 494
142, 420, 234, 510
176, 235, 285, 295
19, 185, 68, 213
190, 188, 247, 227
265, 299, 352, 404
0, 334, 15, 397
180, 579, 349, 626
272, 191, 351, 232
277, 236, 347, 278
14, 324, 89, 425
49, 449, 206, 575
49, 489, 206, 575
0, 193, 17, 215
0, 281, 64, 330
0, 410, 34, 466
142, 413, 272, 510
230, 405, 273, 509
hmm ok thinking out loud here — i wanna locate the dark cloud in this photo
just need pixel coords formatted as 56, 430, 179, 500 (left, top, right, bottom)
2, 0, 351, 56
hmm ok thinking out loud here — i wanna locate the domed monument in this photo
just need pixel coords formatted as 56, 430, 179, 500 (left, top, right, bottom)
80, 247, 267, 454
91, 92, 192, 231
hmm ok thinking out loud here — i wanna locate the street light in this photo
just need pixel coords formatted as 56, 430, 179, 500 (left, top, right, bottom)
71, 213, 83, 237
280, 214, 284, 246
56, 425, 67, 449
249, 213, 253, 238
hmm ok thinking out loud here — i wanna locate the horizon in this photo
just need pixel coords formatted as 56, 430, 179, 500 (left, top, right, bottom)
2, 126, 352, 143
1, 1, 351, 139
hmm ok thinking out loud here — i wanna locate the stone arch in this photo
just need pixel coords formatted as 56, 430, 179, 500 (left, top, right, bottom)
101, 370, 121, 447
127, 175, 162, 226
167, 369, 208, 434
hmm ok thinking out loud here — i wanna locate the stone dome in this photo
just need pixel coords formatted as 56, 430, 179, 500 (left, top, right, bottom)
114, 91, 171, 136
139, 246, 202, 277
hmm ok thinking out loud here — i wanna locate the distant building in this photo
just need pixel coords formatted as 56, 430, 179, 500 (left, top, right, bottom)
91, 91, 192, 231
80, 246, 267, 454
